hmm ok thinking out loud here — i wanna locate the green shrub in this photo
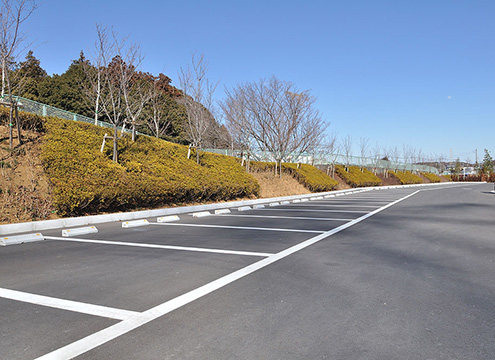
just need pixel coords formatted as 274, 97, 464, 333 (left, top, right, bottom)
388, 171, 423, 184
282, 163, 338, 192
40, 117, 259, 216
335, 165, 382, 187
421, 172, 441, 183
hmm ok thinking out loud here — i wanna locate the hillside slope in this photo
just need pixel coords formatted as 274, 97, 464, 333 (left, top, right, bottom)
0, 127, 53, 223
40, 117, 260, 216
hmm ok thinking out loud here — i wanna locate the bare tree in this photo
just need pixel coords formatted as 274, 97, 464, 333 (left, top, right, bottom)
118, 44, 146, 142
358, 137, 369, 171
0, 0, 36, 149
224, 76, 327, 177
371, 142, 381, 175
322, 132, 339, 178
178, 53, 217, 164
390, 146, 400, 172
87, 28, 141, 162
402, 144, 416, 172
221, 85, 253, 169
147, 83, 172, 138
342, 135, 353, 171
84, 23, 113, 126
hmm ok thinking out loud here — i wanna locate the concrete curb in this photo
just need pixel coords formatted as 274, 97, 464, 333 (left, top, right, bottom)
0, 182, 481, 236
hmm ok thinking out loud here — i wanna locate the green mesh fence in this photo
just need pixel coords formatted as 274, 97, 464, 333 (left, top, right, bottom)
204, 149, 440, 174
7, 96, 439, 174
14, 96, 132, 133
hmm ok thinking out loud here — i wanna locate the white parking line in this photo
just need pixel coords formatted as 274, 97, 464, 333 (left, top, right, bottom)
256, 208, 369, 214
44, 236, 273, 257
35, 190, 420, 360
218, 214, 353, 222
152, 223, 324, 234
0, 287, 139, 321
290, 204, 381, 208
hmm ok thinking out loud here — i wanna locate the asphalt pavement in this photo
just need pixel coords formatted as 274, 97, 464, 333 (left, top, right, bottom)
1, 183, 494, 359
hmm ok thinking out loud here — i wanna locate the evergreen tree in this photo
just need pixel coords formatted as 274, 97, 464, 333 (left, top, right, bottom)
37, 51, 92, 116
481, 149, 494, 176
12, 50, 47, 100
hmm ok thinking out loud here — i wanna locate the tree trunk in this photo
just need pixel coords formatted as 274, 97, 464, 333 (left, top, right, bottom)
112, 126, 118, 162
9, 105, 14, 149
15, 102, 22, 145
132, 122, 136, 142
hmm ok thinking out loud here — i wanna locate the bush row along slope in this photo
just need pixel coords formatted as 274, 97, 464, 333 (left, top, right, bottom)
335, 165, 382, 187
40, 117, 260, 216
2, 109, 452, 218
388, 171, 424, 184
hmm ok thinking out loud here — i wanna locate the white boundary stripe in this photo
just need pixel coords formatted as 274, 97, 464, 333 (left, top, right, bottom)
152, 223, 324, 234
0, 287, 139, 321
44, 236, 272, 257
313, 199, 393, 203
290, 204, 381, 208
35, 190, 420, 360
218, 214, 353, 222
256, 208, 370, 214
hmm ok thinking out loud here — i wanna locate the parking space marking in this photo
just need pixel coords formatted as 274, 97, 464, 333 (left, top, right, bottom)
0, 287, 139, 321
35, 190, 420, 360
44, 236, 273, 257
218, 214, 353, 222
329, 198, 395, 201
290, 204, 381, 208
152, 223, 324, 234
256, 208, 370, 214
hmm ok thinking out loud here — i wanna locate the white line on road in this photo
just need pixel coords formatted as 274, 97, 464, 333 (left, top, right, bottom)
218, 214, 353, 222
44, 236, 273, 257
289, 204, 381, 208
35, 190, 419, 360
0, 287, 139, 321
151, 223, 324, 234
256, 208, 370, 214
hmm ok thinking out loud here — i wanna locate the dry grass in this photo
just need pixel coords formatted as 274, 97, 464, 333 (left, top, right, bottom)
0, 126, 54, 224
250, 171, 311, 198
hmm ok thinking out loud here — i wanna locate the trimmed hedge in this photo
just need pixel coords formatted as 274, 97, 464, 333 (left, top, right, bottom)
283, 163, 338, 192
335, 165, 382, 187
421, 172, 441, 183
40, 117, 259, 216
389, 171, 423, 184
249, 161, 338, 192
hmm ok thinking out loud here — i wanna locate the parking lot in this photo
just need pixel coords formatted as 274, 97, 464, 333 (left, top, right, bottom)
2, 183, 495, 359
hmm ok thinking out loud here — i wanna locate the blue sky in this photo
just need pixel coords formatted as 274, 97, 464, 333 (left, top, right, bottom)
23, 0, 494, 162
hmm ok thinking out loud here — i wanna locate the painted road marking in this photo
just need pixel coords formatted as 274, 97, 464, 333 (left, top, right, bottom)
152, 223, 324, 234
255, 208, 370, 214
312, 199, 393, 203
218, 214, 353, 222
44, 236, 273, 257
289, 204, 381, 208
0, 287, 139, 321
35, 191, 420, 360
